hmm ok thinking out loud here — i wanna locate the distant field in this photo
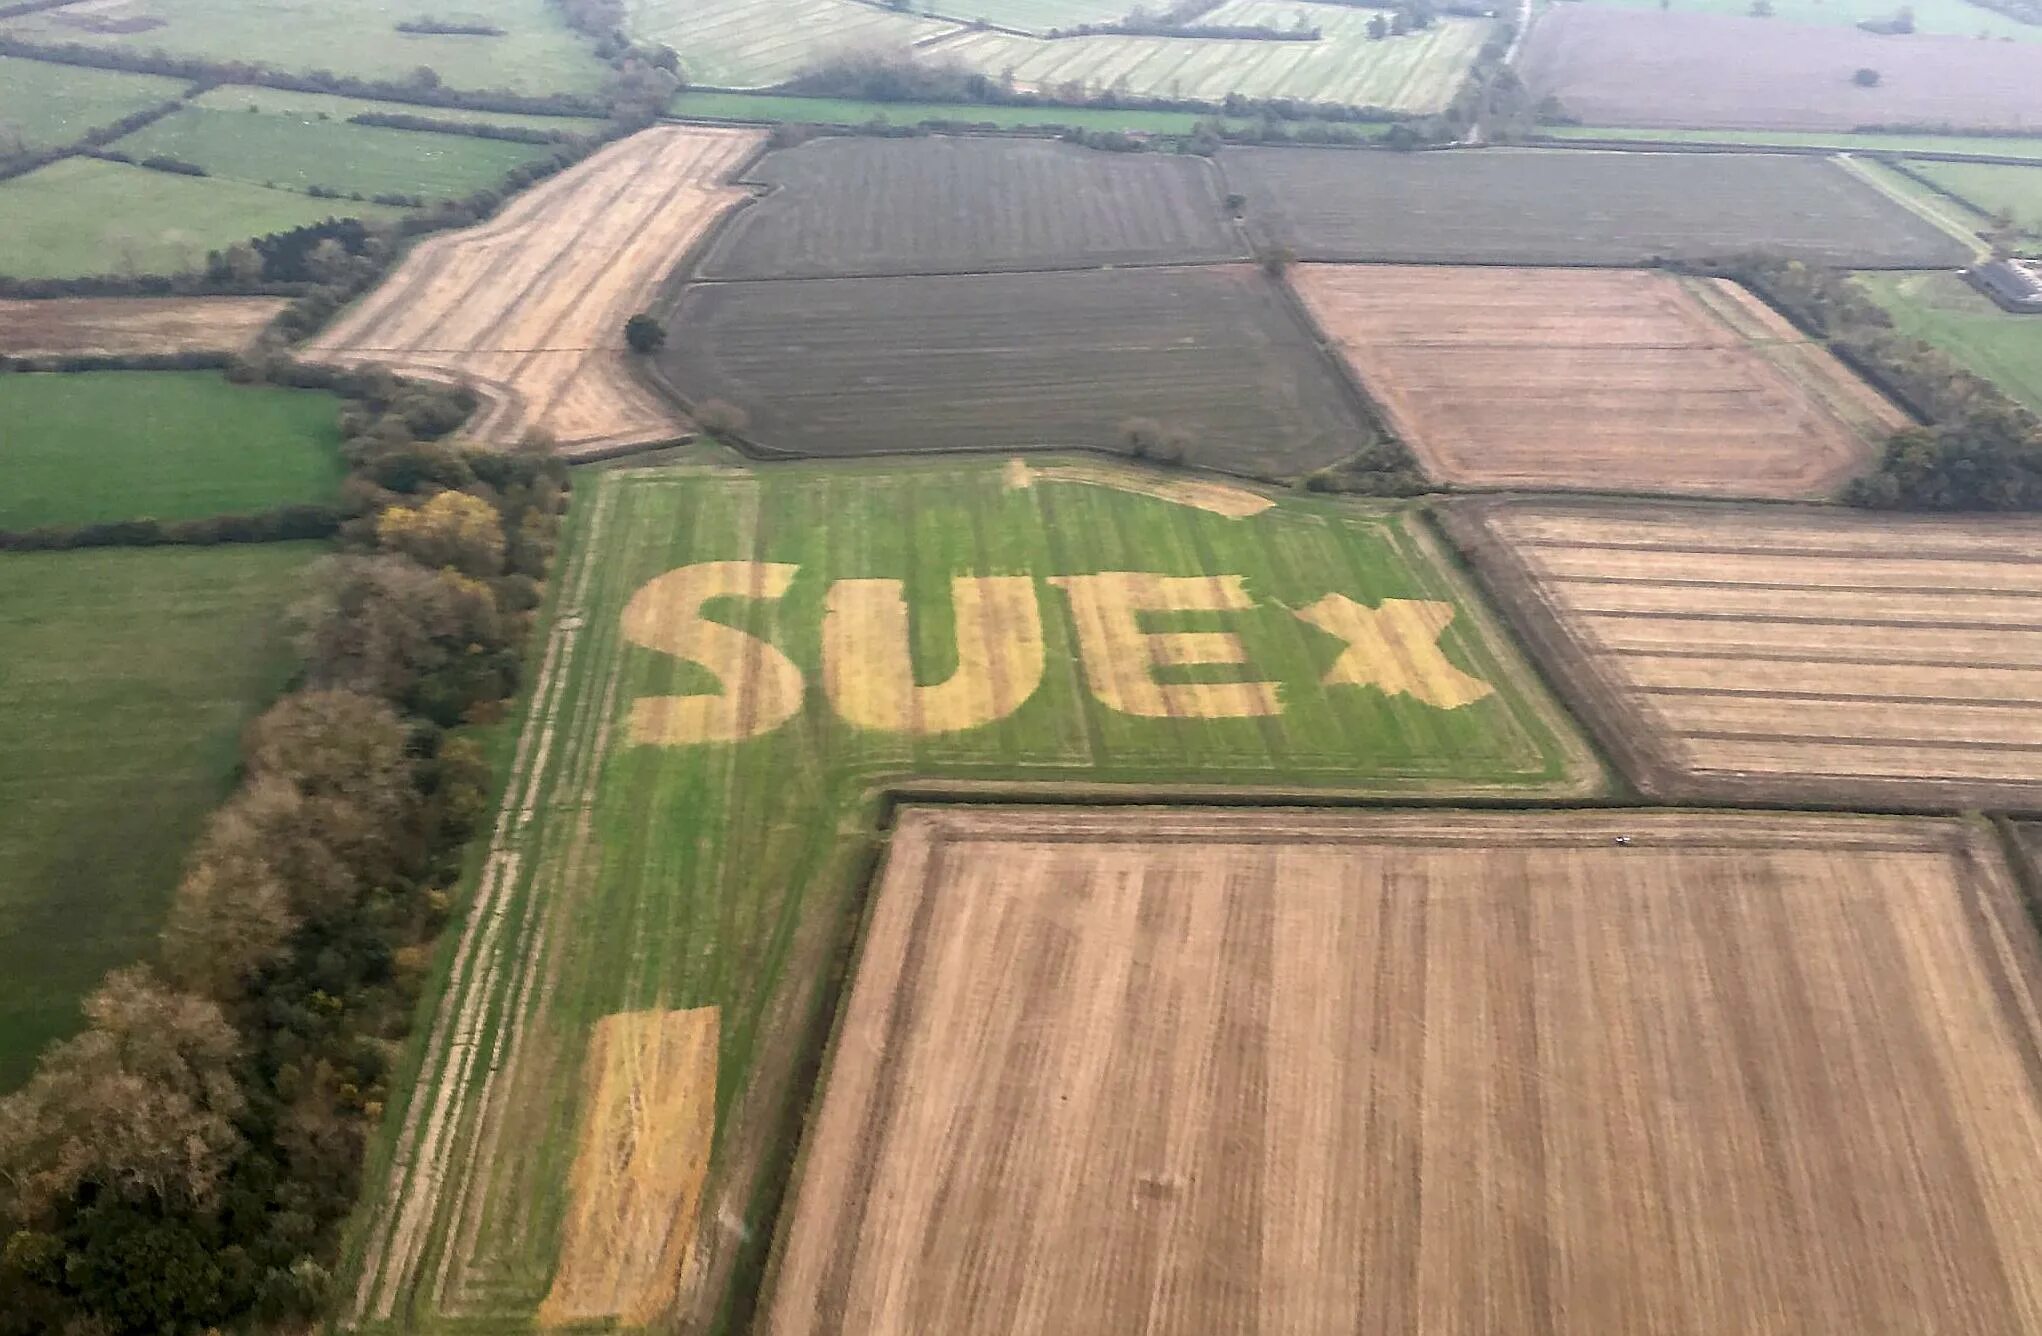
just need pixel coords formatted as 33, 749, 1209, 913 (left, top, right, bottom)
662, 265, 1367, 476
0, 543, 318, 1089
0, 0, 607, 93
110, 104, 558, 199
774, 805, 2042, 1335
1522, 7, 2042, 131
1544, 125, 2042, 162
1908, 160, 2042, 231
0, 371, 344, 529
626, 0, 960, 89
924, 0, 1132, 26
191, 84, 607, 132
1860, 270, 2042, 413
0, 55, 187, 154
1453, 497, 2042, 808
1296, 265, 1898, 498
930, 0, 1490, 112
1220, 146, 1971, 266
0, 156, 407, 279
0, 296, 285, 356
340, 456, 1596, 1333
699, 136, 1244, 279
1581, 0, 2042, 39
668, 88, 1232, 132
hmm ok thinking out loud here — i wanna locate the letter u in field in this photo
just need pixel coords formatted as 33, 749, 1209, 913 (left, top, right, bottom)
619, 561, 805, 745
822, 576, 1045, 734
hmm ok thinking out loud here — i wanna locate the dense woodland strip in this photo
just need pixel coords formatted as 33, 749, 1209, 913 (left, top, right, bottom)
0, 360, 571, 1334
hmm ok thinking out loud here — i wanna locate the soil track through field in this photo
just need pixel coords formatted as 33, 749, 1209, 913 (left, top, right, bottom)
1448, 498, 2042, 809
307, 125, 762, 456
769, 805, 2042, 1335
1295, 265, 1902, 498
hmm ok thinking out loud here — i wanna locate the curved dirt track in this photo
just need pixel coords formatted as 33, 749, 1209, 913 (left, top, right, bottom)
307, 125, 763, 455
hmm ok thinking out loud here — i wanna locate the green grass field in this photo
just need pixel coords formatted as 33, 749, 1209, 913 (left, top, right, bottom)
1579, 0, 2042, 39
1859, 270, 2042, 413
0, 56, 188, 154
341, 456, 1598, 1333
1544, 125, 2042, 162
0, 543, 320, 1090
110, 104, 559, 199
0, 0, 608, 93
629, 0, 960, 89
191, 84, 607, 132
668, 88, 1390, 135
1907, 160, 2042, 232
0, 371, 345, 529
0, 156, 409, 279
920, 0, 1131, 26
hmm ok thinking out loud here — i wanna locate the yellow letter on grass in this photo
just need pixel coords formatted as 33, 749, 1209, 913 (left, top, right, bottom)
620, 562, 804, 745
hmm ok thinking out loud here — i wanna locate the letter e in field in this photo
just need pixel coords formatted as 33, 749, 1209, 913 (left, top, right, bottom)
1051, 573, 1279, 718
620, 561, 805, 744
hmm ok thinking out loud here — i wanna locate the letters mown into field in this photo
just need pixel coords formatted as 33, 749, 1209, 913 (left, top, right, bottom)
342, 456, 1595, 1333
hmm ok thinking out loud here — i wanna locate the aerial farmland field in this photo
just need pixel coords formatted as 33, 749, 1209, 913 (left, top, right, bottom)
0, 371, 344, 529
1221, 146, 1972, 266
1520, 7, 2042, 131
660, 265, 1367, 476
697, 136, 1246, 279
0, 543, 319, 1089
1583, 0, 2042, 39
773, 805, 2042, 1335
339, 456, 1596, 1334
1905, 161, 2042, 234
624, 0, 960, 89
1450, 498, 2042, 808
0, 55, 187, 155
1542, 124, 2042, 162
1295, 265, 1902, 498
1860, 270, 2042, 413
309, 125, 763, 454
0, 156, 408, 280
0, 296, 286, 356
187, 84, 608, 132
923, 0, 1132, 27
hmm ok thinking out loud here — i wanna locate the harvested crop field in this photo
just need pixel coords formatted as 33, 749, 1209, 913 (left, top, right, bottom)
771, 804, 2042, 1335
1521, 7, 2042, 132
1449, 498, 2042, 807
1221, 146, 1971, 267
308, 125, 762, 455
659, 265, 1365, 476
1295, 265, 1902, 497
697, 136, 1245, 280
0, 296, 285, 356
340, 457, 1594, 1334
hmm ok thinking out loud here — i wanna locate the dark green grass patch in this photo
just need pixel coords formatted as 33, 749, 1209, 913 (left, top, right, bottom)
110, 105, 560, 199
0, 370, 346, 529
0, 543, 320, 1089
340, 455, 1598, 1332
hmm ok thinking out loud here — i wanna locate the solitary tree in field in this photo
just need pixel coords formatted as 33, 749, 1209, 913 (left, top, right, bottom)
624, 312, 667, 354
1853, 66, 1882, 85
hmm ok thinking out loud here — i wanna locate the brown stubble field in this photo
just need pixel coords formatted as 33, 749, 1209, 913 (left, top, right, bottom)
1447, 498, 2042, 808
1294, 265, 1904, 498
307, 125, 763, 456
0, 296, 287, 355
769, 805, 2042, 1336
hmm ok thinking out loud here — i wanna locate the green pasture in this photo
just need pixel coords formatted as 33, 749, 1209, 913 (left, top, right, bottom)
0, 0, 608, 93
1907, 160, 2042, 232
1859, 270, 2042, 413
0, 543, 320, 1090
1578, 0, 2042, 40
1543, 125, 2042, 162
191, 84, 607, 132
0, 56, 188, 154
0, 156, 408, 279
342, 456, 1598, 1332
0, 371, 345, 530
628, 0, 959, 89
667, 88, 1389, 136
110, 104, 559, 199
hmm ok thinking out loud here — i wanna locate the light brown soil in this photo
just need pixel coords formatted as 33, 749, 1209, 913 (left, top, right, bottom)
0, 296, 286, 355
621, 560, 804, 745
1010, 458, 1277, 518
1294, 264, 1903, 499
307, 125, 761, 455
821, 576, 1045, 735
769, 806, 2042, 1336
1447, 497, 2042, 807
540, 1008, 719, 1327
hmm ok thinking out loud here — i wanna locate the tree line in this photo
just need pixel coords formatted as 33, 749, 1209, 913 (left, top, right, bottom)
1695, 253, 2042, 509
0, 359, 571, 1334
